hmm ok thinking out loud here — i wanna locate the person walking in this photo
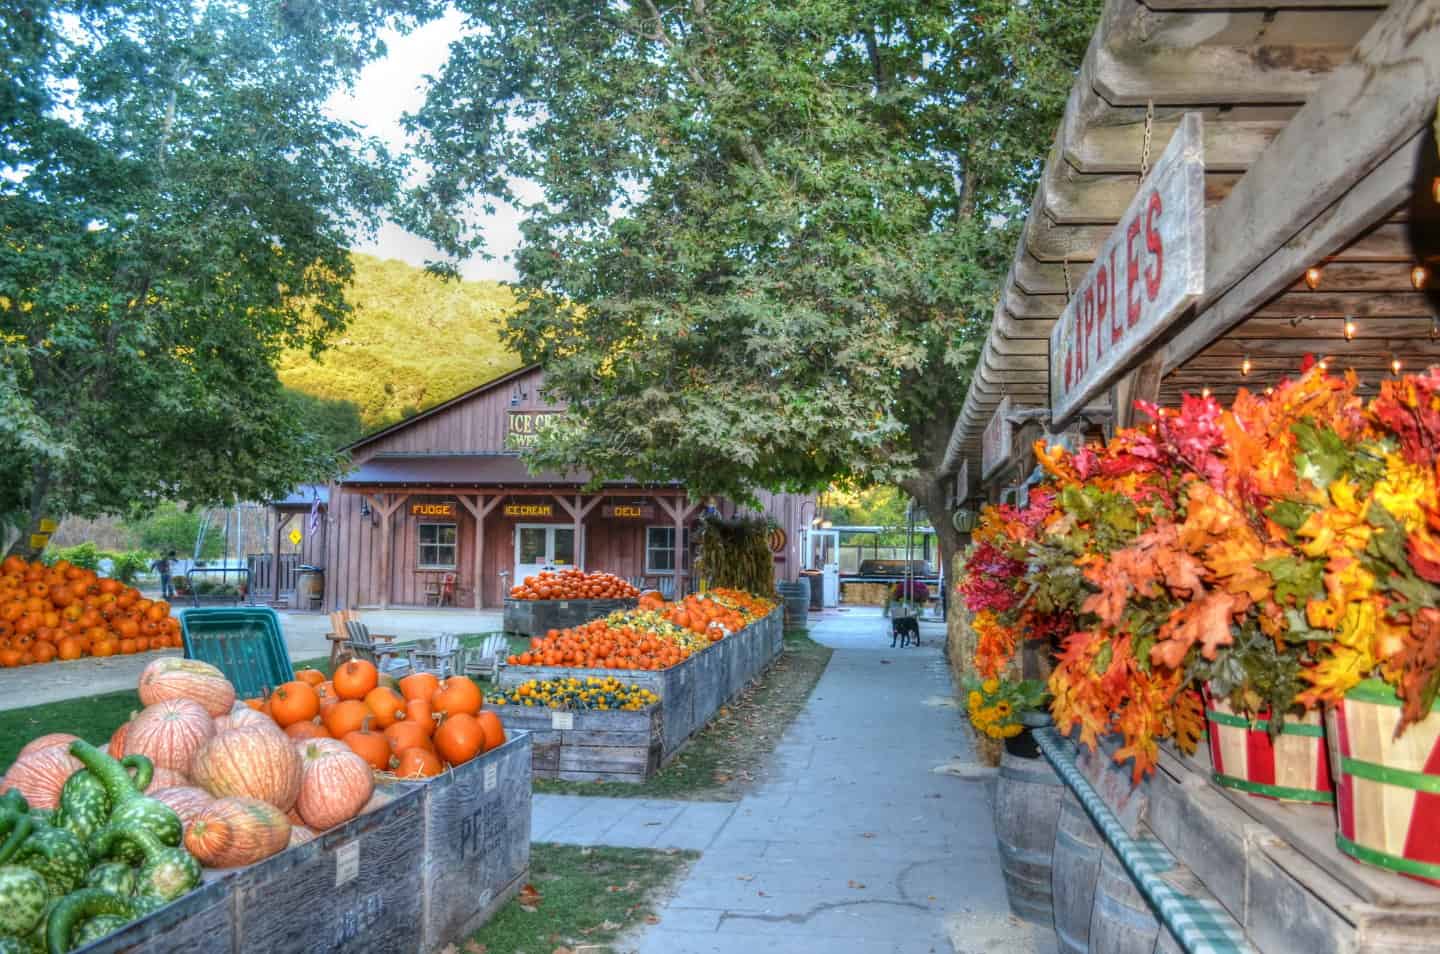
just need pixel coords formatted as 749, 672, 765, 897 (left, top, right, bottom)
151, 551, 178, 600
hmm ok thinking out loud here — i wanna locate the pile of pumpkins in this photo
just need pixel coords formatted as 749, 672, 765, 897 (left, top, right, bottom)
0, 658, 504, 951
0, 557, 183, 667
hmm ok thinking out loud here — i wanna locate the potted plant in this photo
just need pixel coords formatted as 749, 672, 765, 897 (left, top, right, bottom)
965, 676, 1050, 758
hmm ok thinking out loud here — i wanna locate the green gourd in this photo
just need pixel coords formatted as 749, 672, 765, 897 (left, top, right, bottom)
12, 828, 89, 899
43, 888, 138, 954
0, 816, 34, 867
83, 863, 135, 898
88, 827, 198, 904
54, 773, 106, 847
65, 744, 179, 849
0, 936, 39, 954
70, 913, 129, 947
0, 866, 49, 938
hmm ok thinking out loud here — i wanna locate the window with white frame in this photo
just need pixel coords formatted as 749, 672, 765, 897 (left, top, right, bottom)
645, 526, 691, 574
418, 523, 457, 568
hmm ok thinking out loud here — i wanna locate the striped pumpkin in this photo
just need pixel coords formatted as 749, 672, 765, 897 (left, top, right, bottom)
1204, 689, 1333, 804
1329, 680, 1440, 885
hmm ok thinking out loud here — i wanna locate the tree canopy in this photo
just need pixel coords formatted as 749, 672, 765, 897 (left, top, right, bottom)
407, 0, 1098, 563
0, 0, 433, 554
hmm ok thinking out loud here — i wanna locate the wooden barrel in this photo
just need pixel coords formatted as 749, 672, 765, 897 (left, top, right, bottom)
1052, 790, 1103, 954
776, 580, 809, 633
1330, 679, 1440, 885
994, 750, 1062, 924
1088, 846, 1160, 954
1205, 689, 1333, 804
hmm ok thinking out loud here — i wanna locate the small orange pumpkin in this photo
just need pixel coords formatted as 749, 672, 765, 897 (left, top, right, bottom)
284, 720, 331, 741
294, 669, 325, 688
185, 796, 291, 868
362, 687, 406, 729
431, 676, 482, 717
269, 681, 320, 728
404, 698, 436, 738
398, 672, 439, 703
383, 721, 431, 756
434, 713, 484, 766
476, 711, 507, 753
324, 699, 371, 739
333, 660, 378, 701
342, 720, 392, 772
393, 747, 443, 778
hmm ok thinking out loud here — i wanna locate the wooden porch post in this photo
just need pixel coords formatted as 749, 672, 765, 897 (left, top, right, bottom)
460, 494, 504, 608
272, 513, 294, 603
372, 494, 408, 610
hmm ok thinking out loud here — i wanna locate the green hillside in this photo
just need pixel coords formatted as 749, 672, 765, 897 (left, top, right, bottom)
277, 254, 524, 447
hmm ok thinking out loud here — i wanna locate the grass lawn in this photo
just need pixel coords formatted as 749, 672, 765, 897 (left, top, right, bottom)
533, 630, 832, 801
289, 632, 521, 679
0, 689, 140, 770
464, 843, 695, 954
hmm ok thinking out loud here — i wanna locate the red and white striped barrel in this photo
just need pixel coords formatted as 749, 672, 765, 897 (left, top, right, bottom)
1204, 688, 1333, 804
1330, 679, 1440, 885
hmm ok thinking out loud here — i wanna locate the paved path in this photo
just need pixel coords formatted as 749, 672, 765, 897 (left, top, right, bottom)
535, 610, 1051, 954
0, 608, 505, 711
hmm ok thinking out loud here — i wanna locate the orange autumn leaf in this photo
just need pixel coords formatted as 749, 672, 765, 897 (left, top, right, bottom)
1151, 589, 1247, 670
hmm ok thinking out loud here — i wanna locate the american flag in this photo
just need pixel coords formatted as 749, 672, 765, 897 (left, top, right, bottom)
308, 493, 322, 534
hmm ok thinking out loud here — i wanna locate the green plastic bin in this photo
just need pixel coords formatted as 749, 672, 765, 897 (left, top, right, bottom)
180, 607, 295, 699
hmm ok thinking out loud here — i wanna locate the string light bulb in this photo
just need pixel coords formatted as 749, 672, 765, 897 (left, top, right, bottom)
1434, 176, 1440, 204
1392, 356, 1403, 376
1241, 356, 1252, 376
1318, 357, 1329, 372
1201, 387, 1211, 399
1344, 317, 1358, 341
1264, 387, 1275, 396
1413, 265, 1430, 291
1432, 316, 1440, 340
1304, 266, 1323, 290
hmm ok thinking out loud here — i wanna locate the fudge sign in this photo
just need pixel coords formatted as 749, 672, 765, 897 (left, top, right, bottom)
1049, 113, 1206, 428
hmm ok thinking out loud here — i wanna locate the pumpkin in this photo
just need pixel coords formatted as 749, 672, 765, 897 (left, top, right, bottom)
283, 720, 330, 741
288, 825, 318, 847
316, 681, 339, 715
145, 766, 191, 792
477, 711, 507, 753
393, 747, 443, 779
333, 660, 378, 701
362, 687, 406, 729
341, 722, 391, 772
434, 714, 484, 766
191, 726, 304, 812
405, 698, 436, 737
295, 740, 374, 831
185, 796, 291, 868
383, 721, 431, 756
294, 669, 325, 688
0, 746, 81, 810
269, 681, 320, 728
107, 719, 132, 759
137, 657, 236, 717
431, 676, 482, 717
150, 786, 216, 832
215, 703, 282, 735
398, 672, 439, 703
323, 700, 371, 739
123, 698, 216, 773
17, 733, 80, 759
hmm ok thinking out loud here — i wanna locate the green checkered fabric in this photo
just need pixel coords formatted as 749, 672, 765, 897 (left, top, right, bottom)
1035, 728, 1257, 954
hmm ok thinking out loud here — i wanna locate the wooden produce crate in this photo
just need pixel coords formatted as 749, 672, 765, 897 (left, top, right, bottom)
79, 735, 534, 954
503, 597, 638, 636
404, 733, 533, 952
491, 704, 662, 782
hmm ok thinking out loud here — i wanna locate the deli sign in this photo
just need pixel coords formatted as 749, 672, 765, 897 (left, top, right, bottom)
1049, 113, 1206, 428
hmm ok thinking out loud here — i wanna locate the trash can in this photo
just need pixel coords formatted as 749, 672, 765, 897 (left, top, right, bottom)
776, 579, 810, 633
800, 570, 824, 610
295, 565, 325, 611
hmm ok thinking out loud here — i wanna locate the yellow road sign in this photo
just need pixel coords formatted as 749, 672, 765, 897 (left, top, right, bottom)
288, 528, 303, 546
38, 519, 58, 533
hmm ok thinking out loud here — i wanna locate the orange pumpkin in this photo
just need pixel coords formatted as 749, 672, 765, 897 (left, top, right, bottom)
341, 722, 391, 772
295, 739, 375, 830
55, 637, 83, 661
124, 698, 216, 774
185, 796, 291, 868
398, 672, 439, 703
383, 721, 431, 756
0, 746, 82, 810
362, 687, 406, 729
434, 714, 484, 766
333, 660, 378, 700
476, 711, 507, 753
295, 669, 325, 688
323, 700, 371, 739
138, 658, 236, 717
284, 720, 330, 741
405, 698, 436, 737
17, 733, 80, 759
269, 681, 320, 728
431, 676, 483, 717
107, 719, 132, 759
190, 726, 304, 812
393, 747, 443, 779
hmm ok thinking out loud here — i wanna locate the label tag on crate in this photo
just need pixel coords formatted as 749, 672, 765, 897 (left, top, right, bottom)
484, 762, 498, 792
551, 711, 574, 730
335, 839, 360, 887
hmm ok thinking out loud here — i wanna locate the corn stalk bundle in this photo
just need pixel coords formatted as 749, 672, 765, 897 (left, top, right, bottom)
694, 515, 775, 596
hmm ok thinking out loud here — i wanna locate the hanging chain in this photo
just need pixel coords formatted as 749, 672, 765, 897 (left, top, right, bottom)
1139, 99, 1155, 182
1062, 256, 1073, 302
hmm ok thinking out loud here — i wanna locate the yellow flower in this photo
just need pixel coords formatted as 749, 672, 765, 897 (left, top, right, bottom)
967, 691, 983, 711
999, 723, 1024, 738
994, 701, 1013, 719
981, 678, 1000, 695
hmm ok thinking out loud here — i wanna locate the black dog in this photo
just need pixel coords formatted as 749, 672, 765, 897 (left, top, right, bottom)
890, 616, 920, 648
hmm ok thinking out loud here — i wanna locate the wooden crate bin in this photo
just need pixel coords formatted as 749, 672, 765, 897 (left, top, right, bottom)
492, 703, 663, 783
79, 734, 534, 954
503, 597, 638, 636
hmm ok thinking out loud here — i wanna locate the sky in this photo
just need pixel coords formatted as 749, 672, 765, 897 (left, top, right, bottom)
326, 10, 522, 283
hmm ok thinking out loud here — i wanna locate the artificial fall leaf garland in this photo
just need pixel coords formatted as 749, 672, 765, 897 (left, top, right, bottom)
958, 362, 1440, 781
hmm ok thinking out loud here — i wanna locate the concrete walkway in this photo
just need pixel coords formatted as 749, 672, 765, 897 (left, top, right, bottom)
535, 610, 1050, 954
0, 608, 505, 711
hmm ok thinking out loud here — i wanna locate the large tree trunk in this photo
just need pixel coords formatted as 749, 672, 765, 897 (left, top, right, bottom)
4, 464, 52, 560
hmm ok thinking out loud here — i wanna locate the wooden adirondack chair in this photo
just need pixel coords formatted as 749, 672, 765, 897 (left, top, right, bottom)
327, 610, 396, 669
460, 633, 510, 682
408, 633, 460, 678
343, 619, 410, 676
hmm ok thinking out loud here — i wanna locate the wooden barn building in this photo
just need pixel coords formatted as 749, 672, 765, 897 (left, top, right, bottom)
278, 366, 812, 612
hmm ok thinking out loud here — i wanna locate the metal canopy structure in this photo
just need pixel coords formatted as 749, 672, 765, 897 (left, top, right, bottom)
944, 0, 1440, 481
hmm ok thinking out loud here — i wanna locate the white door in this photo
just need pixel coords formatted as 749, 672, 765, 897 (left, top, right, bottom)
808, 530, 841, 607
514, 525, 579, 586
